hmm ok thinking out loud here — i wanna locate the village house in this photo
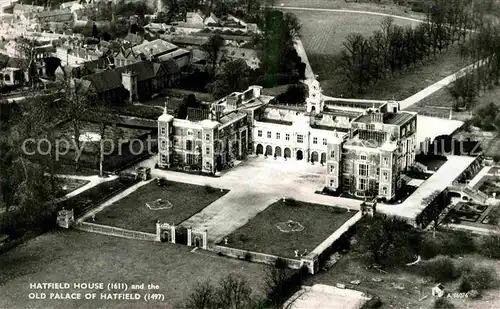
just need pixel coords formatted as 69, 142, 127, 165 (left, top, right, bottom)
0, 67, 23, 86
59, 1, 84, 12
122, 32, 144, 46
36, 8, 73, 24
55, 43, 105, 66
79, 59, 180, 104
4, 40, 54, 59
12, 3, 44, 21
55, 56, 113, 80
113, 39, 191, 70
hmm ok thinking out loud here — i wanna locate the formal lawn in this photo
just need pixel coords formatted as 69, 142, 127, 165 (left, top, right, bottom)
0, 230, 265, 309
92, 181, 228, 233
222, 200, 356, 258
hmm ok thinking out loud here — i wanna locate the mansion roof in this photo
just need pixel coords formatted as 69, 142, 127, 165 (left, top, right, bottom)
355, 111, 415, 126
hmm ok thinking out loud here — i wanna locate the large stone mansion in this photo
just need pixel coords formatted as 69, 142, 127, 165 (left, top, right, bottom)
157, 81, 417, 201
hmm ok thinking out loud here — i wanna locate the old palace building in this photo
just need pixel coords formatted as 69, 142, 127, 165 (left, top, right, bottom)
158, 81, 417, 201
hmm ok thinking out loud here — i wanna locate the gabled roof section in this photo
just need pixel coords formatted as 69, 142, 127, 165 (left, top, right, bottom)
82, 60, 162, 93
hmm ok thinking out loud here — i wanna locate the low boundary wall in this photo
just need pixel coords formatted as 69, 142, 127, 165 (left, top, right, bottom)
211, 245, 303, 269
75, 222, 157, 241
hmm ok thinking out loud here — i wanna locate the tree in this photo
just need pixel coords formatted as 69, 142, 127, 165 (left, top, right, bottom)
15, 38, 40, 88
214, 274, 253, 309
202, 34, 225, 76
256, 10, 302, 85
90, 97, 121, 177
420, 190, 444, 236
276, 83, 308, 105
62, 79, 93, 171
355, 215, 421, 268
178, 274, 257, 309
182, 280, 216, 309
207, 59, 252, 99
264, 258, 291, 308
176, 93, 200, 119
92, 24, 99, 38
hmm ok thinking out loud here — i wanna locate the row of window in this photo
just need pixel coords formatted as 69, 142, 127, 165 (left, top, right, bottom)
256, 130, 328, 145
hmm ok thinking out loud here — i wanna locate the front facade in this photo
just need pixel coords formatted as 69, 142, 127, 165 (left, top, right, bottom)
157, 83, 417, 200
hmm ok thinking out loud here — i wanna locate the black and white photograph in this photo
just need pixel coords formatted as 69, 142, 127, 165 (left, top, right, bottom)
1, 0, 500, 308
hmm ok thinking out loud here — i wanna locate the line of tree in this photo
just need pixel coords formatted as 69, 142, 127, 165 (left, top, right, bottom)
339, 0, 478, 94
448, 20, 500, 113
177, 258, 308, 309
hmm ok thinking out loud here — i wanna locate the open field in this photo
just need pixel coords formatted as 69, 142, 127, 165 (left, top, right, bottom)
296, 10, 420, 57
93, 181, 228, 233
222, 200, 355, 258
0, 230, 265, 309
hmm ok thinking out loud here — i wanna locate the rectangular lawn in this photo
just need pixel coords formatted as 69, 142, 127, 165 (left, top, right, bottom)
223, 200, 356, 258
93, 181, 228, 233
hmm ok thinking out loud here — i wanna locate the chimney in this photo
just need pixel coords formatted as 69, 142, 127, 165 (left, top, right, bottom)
251, 85, 262, 98
370, 112, 383, 123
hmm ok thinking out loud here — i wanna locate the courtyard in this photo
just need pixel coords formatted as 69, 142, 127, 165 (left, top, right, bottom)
89, 181, 229, 233
220, 199, 356, 258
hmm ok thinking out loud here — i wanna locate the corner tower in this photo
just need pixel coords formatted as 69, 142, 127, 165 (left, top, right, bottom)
158, 102, 174, 168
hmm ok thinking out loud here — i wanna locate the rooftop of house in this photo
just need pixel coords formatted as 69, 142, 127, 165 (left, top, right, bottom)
325, 99, 387, 110
81, 59, 179, 93
354, 111, 415, 126
157, 48, 190, 61
36, 8, 72, 18
13, 3, 44, 13
322, 109, 363, 119
123, 33, 144, 46
131, 39, 178, 58
60, 1, 79, 9
170, 35, 209, 46
311, 123, 350, 133
218, 110, 246, 125
258, 118, 293, 126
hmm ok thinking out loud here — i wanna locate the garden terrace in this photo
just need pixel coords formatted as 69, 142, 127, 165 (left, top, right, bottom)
91, 181, 228, 233
221, 200, 355, 259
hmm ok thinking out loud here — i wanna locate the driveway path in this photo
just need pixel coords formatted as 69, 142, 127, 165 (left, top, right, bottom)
276, 6, 425, 23
399, 59, 488, 110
